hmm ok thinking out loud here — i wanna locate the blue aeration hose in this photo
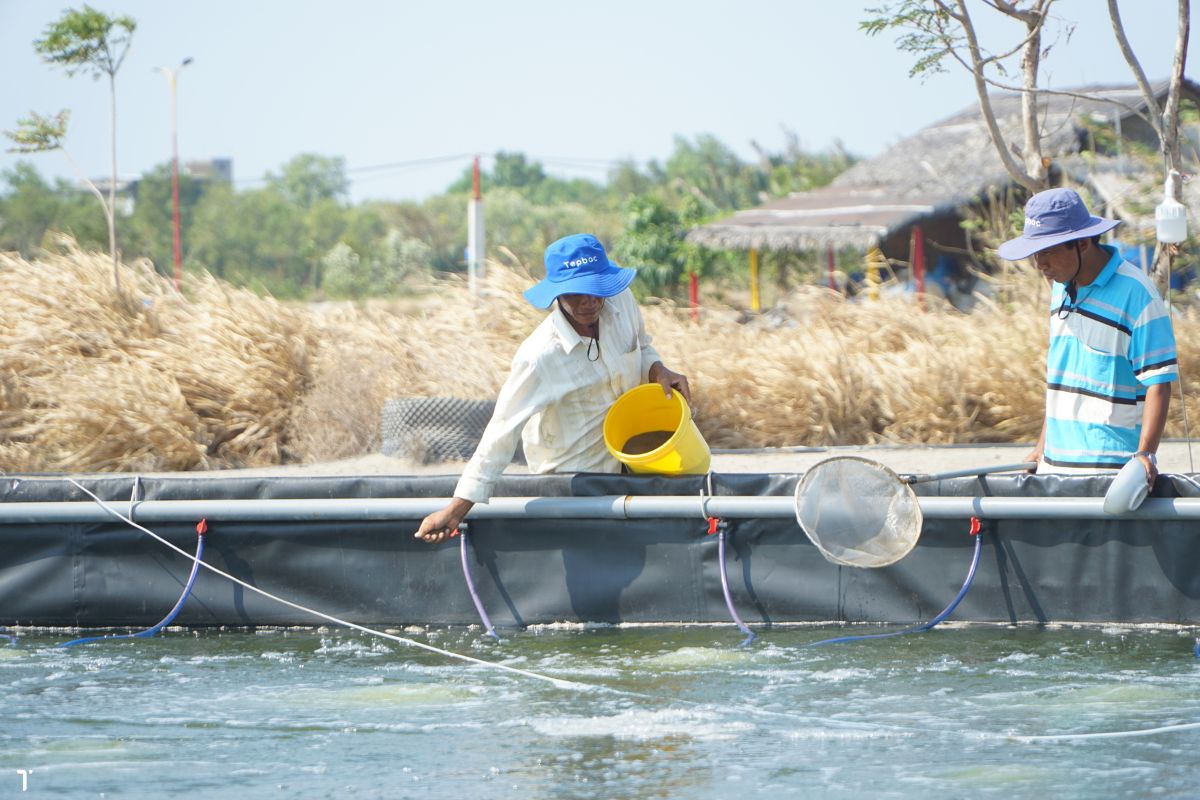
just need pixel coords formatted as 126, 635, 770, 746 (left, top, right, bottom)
457, 523, 499, 640
715, 520, 756, 647
60, 523, 207, 648
806, 519, 983, 648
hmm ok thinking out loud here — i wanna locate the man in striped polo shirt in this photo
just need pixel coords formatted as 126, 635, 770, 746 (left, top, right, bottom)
998, 188, 1177, 486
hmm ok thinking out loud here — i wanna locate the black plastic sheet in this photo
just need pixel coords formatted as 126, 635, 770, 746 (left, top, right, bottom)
1, 471, 1197, 627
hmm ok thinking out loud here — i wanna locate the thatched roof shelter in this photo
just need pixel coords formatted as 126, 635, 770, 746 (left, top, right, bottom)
1066, 153, 1200, 238
687, 79, 1200, 254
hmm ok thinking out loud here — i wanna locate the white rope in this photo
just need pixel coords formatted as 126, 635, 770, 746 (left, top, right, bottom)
698, 471, 715, 520
1165, 263, 1195, 473
128, 475, 141, 522
67, 479, 588, 691
63, 479, 1200, 743
1007, 720, 1200, 742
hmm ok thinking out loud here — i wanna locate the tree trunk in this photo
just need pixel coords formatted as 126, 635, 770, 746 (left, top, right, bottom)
1151, 0, 1191, 294
951, 0, 1043, 193
108, 72, 121, 296
1019, 15, 1047, 186
1108, 0, 1190, 294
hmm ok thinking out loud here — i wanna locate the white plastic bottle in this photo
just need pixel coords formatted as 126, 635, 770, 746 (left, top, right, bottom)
1156, 172, 1188, 244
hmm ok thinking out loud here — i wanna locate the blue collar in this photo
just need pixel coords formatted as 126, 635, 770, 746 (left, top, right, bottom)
1086, 244, 1122, 289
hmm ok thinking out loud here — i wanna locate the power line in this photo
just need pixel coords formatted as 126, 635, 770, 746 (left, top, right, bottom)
345, 153, 477, 174
228, 151, 640, 189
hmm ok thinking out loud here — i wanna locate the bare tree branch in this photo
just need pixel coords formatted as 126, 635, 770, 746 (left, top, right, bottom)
932, 0, 1048, 66
982, 0, 1054, 25
1107, 0, 1165, 141
959, 71, 1156, 130
950, 0, 1040, 191
1161, 0, 1190, 170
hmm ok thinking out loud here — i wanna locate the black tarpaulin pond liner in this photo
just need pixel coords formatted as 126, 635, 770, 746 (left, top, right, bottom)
1, 471, 1198, 628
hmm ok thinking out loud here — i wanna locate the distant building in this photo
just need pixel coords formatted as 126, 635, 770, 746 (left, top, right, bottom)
184, 158, 233, 184
82, 158, 233, 215
85, 176, 138, 216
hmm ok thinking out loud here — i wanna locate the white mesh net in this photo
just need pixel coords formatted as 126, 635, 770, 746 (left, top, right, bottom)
792, 457, 923, 568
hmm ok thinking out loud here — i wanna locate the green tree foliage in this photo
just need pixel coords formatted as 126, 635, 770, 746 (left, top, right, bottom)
611, 134, 853, 297
268, 153, 350, 209
31, 5, 136, 293
125, 163, 203, 275
321, 231, 433, 299
607, 158, 658, 200
320, 242, 367, 298
482, 188, 613, 274
1, 132, 855, 300
860, 2, 961, 79
188, 184, 310, 295
182, 154, 352, 294
0, 161, 107, 255
613, 193, 739, 300
613, 194, 686, 297
661, 134, 767, 211
34, 5, 135, 77
448, 151, 606, 207
0, 162, 66, 254
755, 133, 857, 197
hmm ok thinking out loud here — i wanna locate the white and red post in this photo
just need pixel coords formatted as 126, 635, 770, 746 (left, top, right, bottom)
467, 155, 485, 296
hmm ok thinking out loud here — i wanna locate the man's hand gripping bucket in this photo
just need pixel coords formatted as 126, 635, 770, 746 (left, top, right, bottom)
603, 384, 711, 475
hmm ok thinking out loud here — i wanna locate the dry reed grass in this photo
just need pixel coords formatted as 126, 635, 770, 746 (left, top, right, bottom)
3, 241, 1199, 472
0, 241, 315, 471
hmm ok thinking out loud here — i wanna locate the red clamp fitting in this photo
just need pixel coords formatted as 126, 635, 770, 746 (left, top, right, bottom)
969, 516, 982, 536
706, 517, 720, 536
195, 518, 208, 537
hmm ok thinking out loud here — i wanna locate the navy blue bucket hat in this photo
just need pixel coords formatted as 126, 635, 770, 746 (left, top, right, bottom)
522, 234, 637, 309
997, 188, 1120, 260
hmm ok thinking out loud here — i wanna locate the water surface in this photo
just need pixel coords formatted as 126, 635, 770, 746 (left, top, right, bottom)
2, 625, 1198, 798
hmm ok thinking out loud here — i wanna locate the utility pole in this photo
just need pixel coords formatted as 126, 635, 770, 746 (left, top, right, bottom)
467, 155, 485, 296
158, 57, 192, 291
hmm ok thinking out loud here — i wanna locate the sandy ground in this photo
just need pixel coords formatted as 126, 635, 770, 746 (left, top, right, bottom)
164, 439, 1200, 479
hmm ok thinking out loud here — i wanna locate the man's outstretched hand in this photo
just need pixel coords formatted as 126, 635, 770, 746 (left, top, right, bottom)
415, 497, 474, 544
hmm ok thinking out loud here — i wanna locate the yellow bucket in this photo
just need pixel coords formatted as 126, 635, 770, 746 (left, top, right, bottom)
603, 384, 711, 475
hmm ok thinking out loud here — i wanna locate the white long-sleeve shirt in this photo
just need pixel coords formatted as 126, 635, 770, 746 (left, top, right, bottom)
454, 289, 662, 503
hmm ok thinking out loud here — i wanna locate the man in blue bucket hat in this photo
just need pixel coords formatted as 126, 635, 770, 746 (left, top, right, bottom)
415, 233, 692, 544
998, 188, 1177, 483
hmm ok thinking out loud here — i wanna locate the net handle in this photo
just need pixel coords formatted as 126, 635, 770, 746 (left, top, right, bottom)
902, 462, 1036, 484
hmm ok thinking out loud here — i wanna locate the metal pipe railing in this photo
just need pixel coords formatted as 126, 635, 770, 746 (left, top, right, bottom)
1, 495, 1199, 524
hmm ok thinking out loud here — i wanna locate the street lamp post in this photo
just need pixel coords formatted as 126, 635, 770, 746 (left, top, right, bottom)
158, 57, 192, 292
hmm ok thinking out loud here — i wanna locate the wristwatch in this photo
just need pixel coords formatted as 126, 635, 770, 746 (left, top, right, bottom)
1134, 450, 1157, 466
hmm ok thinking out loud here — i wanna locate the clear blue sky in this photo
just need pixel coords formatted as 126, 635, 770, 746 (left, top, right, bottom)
1, 1, 1195, 203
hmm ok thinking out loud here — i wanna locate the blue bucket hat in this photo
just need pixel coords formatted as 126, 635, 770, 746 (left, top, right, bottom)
522, 234, 637, 309
997, 188, 1120, 260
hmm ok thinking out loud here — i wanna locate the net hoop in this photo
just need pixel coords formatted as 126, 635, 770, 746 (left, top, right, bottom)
793, 456, 923, 568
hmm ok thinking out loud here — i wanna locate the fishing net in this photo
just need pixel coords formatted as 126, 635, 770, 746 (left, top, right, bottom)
793, 456, 923, 568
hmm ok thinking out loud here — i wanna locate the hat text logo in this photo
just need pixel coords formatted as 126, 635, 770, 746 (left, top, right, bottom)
1025, 217, 1042, 228
563, 255, 598, 269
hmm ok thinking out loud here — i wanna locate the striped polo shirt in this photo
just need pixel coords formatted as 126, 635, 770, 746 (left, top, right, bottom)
1043, 245, 1178, 469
